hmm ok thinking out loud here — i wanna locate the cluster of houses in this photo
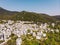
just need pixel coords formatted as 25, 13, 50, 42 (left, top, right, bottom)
0, 20, 59, 45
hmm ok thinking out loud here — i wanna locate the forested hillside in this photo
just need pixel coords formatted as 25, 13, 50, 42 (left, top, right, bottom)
0, 7, 57, 23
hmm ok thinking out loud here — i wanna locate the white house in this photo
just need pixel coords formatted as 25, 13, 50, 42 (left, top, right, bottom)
16, 38, 22, 45
0, 33, 4, 41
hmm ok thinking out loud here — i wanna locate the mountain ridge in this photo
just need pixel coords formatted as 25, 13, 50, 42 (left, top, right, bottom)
0, 7, 59, 23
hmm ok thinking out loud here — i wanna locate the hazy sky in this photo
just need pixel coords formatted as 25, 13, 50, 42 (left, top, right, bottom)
0, 0, 60, 15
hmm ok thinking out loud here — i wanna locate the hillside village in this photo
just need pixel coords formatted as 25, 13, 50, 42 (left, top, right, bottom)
0, 20, 60, 45
0, 0, 60, 44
